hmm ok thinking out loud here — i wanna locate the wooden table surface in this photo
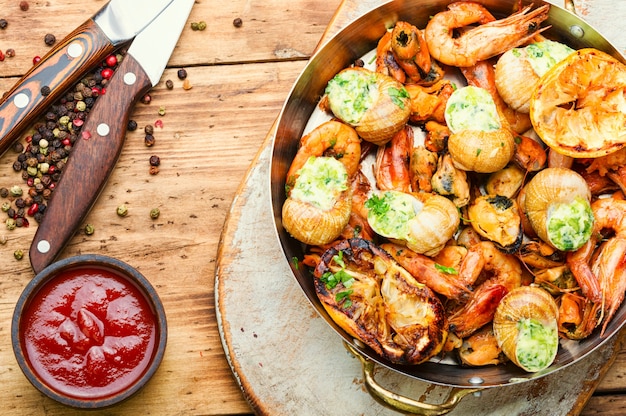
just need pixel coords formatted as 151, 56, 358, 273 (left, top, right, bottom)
0, 0, 624, 415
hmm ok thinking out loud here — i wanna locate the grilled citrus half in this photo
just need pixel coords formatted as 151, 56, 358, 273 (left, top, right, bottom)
530, 48, 626, 158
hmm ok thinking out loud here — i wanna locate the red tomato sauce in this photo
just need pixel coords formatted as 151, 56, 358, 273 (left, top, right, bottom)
20, 267, 157, 399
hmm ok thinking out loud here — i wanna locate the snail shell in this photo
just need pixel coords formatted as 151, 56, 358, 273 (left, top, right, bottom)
406, 192, 460, 256
493, 286, 559, 372
325, 67, 411, 146
495, 48, 539, 114
448, 128, 515, 173
522, 167, 593, 251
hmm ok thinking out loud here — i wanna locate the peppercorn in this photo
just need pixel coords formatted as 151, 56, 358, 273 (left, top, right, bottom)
0, 188, 8, 198
182, 79, 192, 90
14, 249, 23, 260
197, 21, 207, 31
116, 204, 128, 217
12, 160, 22, 172
10, 185, 22, 197
165, 79, 174, 89
158, 106, 166, 116
233, 17, 243, 28
19, 1, 29, 11
144, 124, 154, 135
127, 119, 138, 131
6, 48, 15, 58
44, 33, 56, 46
6, 218, 16, 230
12, 142, 23, 153
1, 202, 10, 212
177, 68, 187, 80
41, 85, 51, 96
150, 208, 160, 220
149, 155, 161, 166
0, 19, 7, 29
0, 235, 7, 245
144, 134, 155, 147
84, 223, 95, 235
190, 22, 199, 31
141, 93, 151, 104
149, 166, 159, 175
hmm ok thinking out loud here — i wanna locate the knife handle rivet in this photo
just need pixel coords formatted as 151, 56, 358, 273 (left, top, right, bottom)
13, 93, 29, 109
67, 42, 83, 58
97, 123, 110, 137
124, 72, 137, 86
36, 240, 51, 254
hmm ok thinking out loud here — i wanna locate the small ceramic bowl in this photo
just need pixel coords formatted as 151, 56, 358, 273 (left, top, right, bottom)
12, 254, 167, 408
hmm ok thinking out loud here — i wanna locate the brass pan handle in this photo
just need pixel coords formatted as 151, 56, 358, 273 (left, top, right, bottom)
344, 342, 481, 416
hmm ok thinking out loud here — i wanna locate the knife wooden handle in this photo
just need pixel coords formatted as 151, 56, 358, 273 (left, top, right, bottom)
0, 19, 116, 156
29, 53, 152, 274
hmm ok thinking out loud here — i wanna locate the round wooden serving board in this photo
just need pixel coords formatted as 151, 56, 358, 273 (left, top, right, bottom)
216, 0, 626, 414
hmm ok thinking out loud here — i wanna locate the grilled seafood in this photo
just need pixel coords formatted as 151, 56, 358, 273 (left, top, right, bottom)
431, 152, 470, 207
409, 145, 438, 193
286, 120, 361, 189
405, 80, 454, 124
557, 292, 601, 340
424, 2, 550, 67
530, 49, 626, 158
458, 325, 506, 367
390, 22, 431, 81
467, 195, 522, 252
314, 238, 448, 365
374, 125, 413, 192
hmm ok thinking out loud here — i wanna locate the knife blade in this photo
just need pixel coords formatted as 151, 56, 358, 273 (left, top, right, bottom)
0, 0, 175, 157
29, 0, 195, 274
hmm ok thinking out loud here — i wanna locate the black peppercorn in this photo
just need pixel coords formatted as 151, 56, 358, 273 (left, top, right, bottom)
0, 19, 7, 29
44, 33, 56, 46
127, 120, 138, 131
233, 18, 243, 28
149, 155, 161, 166
177, 68, 187, 80
144, 124, 154, 135
5, 48, 15, 58
165, 79, 174, 89
12, 161, 22, 172
41, 85, 51, 96
12, 142, 23, 153
0, 188, 8, 198
19, 1, 29, 11
144, 134, 155, 147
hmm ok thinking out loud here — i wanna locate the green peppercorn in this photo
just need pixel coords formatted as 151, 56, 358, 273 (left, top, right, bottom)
2, 202, 10, 212
84, 223, 95, 235
190, 22, 199, 30
6, 218, 16, 230
116, 204, 128, 217
14, 249, 24, 260
75, 101, 87, 112
158, 106, 166, 116
197, 21, 207, 31
10, 185, 22, 197
150, 208, 160, 220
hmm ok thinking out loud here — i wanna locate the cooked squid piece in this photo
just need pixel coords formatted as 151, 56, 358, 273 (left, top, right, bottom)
324, 67, 411, 146
522, 167, 594, 252
444, 86, 515, 173
493, 286, 559, 372
313, 238, 448, 365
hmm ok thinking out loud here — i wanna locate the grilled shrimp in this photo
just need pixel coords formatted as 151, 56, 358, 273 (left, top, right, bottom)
424, 2, 550, 67
374, 125, 413, 192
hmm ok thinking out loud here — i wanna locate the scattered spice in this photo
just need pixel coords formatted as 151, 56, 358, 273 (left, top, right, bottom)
10, 185, 22, 197
84, 223, 95, 235
190, 21, 206, 31
40, 85, 51, 96
116, 204, 128, 217
144, 125, 154, 135
0, 51, 4, 62
154, 119, 163, 129
0, 19, 8, 29
32, 56, 40, 65
149, 166, 159, 175
19, 1, 29, 11
0, 235, 7, 245
5, 48, 15, 58
141, 93, 152, 104
149, 155, 161, 166
6, 218, 16, 230
158, 106, 166, 116
127, 120, 138, 131
144, 134, 155, 147
14, 249, 24, 260
44, 33, 56, 46
182, 79, 192, 90
165, 79, 174, 89
149, 208, 160, 220
177, 68, 187, 80
233, 17, 243, 28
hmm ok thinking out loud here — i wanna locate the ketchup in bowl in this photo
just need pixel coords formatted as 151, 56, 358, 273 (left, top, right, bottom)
12, 255, 167, 408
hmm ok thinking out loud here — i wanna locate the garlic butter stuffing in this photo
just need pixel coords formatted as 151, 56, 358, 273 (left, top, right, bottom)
283, 1, 626, 373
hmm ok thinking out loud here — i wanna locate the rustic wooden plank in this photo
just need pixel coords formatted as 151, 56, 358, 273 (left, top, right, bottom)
581, 394, 626, 415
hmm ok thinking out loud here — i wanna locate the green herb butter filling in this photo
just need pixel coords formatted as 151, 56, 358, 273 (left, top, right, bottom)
444, 85, 501, 133
290, 156, 348, 211
515, 318, 558, 372
325, 70, 378, 125
547, 196, 594, 251
365, 191, 422, 240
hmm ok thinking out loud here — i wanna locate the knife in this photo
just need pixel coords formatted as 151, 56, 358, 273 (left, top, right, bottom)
0, 0, 175, 156
29, 0, 196, 273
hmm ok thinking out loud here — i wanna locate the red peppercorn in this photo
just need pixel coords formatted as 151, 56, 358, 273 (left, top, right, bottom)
100, 87, 107, 95
101, 68, 114, 79
0, 50, 4, 61
73, 119, 84, 127
32, 55, 41, 65
155, 119, 164, 129
47, 165, 56, 174
27, 203, 38, 217
48, 183, 55, 190
25, 135, 32, 143
61, 138, 71, 146
91, 87, 100, 97
26, 177, 34, 187
105, 54, 117, 67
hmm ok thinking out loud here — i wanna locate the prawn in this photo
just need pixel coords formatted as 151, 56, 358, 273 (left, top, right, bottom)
376, 31, 406, 84
448, 241, 522, 338
381, 242, 471, 300
460, 59, 532, 134
424, 2, 550, 67
340, 170, 376, 241
374, 125, 413, 192
558, 292, 601, 340
405, 80, 455, 124
286, 120, 361, 189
